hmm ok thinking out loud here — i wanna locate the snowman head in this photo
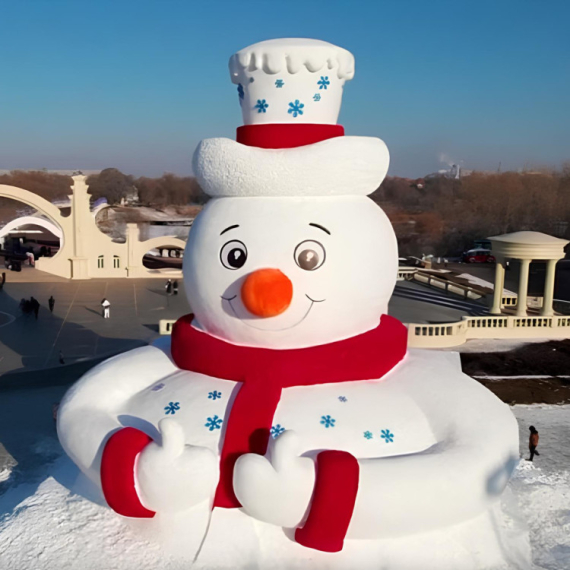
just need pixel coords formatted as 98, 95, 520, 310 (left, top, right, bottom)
183, 194, 397, 349
184, 38, 397, 348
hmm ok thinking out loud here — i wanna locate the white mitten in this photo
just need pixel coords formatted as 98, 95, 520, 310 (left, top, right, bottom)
233, 430, 315, 528
136, 418, 218, 513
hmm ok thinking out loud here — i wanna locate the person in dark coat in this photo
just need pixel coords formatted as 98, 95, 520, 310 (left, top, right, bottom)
165, 279, 173, 295
48, 296, 55, 313
173, 280, 179, 295
30, 297, 40, 319
528, 426, 540, 461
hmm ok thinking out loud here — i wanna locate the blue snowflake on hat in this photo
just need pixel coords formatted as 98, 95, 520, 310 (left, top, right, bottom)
288, 100, 304, 118
317, 76, 330, 90
254, 99, 269, 113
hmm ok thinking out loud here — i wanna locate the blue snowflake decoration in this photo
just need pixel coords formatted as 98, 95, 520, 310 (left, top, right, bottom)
205, 415, 223, 431
208, 390, 222, 400
288, 100, 304, 118
313, 93, 321, 102
338, 396, 347, 402
275, 79, 284, 88
151, 382, 165, 392
364, 431, 373, 440
237, 83, 244, 99
320, 415, 336, 428
164, 402, 180, 415
380, 429, 394, 443
317, 76, 330, 90
254, 99, 268, 113
270, 424, 285, 439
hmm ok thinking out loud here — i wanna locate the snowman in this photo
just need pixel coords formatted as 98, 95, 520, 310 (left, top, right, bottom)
58, 39, 529, 569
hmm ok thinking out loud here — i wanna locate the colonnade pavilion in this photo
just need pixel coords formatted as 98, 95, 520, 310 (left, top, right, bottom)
488, 231, 569, 316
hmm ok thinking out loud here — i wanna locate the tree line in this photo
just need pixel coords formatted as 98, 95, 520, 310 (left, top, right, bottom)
0, 168, 208, 208
1, 165, 569, 256
371, 165, 570, 256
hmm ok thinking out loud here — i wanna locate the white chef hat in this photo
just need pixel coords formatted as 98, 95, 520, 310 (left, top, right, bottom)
193, 38, 389, 198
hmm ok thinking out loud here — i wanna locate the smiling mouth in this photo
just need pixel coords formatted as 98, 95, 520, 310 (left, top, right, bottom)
221, 294, 325, 332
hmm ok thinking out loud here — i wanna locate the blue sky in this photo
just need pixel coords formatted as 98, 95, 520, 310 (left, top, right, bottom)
0, 0, 568, 178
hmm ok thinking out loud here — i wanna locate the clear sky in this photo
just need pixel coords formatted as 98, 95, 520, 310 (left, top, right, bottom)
1, 0, 569, 178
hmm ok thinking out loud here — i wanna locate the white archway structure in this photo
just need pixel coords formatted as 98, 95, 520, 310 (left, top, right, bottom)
489, 231, 569, 317
0, 184, 74, 277
0, 215, 63, 241
0, 177, 186, 279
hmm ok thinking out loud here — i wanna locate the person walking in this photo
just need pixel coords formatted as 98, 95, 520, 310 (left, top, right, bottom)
528, 426, 540, 461
30, 297, 40, 320
48, 296, 55, 313
101, 298, 111, 319
173, 279, 179, 295
165, 279, 173, 295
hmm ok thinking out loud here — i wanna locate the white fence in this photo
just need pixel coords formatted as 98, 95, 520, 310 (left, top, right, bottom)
409, 313, 570, 348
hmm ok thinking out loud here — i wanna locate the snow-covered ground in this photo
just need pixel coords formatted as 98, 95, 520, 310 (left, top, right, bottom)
0, 387, 568, 570
456, 273, 517, 296
445, 338, 552, 353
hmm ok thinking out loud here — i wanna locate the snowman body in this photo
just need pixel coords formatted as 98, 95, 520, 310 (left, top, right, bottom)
58, 341, 525, 569
58, 38, 530, 569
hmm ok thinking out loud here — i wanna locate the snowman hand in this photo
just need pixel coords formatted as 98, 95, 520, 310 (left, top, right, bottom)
136, 418, 218, 513
233, 430, 316, 528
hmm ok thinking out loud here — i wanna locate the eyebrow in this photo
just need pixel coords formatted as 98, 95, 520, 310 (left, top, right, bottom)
220, 224, 239, 235
309, 223, 331, 235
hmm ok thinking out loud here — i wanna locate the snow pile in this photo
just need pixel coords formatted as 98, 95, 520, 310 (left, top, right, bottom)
0, 404, 569, 569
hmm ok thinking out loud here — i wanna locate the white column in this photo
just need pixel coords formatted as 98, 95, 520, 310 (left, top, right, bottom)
515, 259, 531, 317
490, 259, 506, 314
541, 258, 558, 316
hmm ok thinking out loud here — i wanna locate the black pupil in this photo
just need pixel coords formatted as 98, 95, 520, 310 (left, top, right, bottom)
298, 249, 319, 270
228, 248, 246, 268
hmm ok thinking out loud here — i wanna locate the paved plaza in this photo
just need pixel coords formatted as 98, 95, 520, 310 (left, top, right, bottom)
0, 275, 190, 377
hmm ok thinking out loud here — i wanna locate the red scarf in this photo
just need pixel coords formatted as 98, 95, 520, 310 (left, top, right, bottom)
171, 313, 408, 508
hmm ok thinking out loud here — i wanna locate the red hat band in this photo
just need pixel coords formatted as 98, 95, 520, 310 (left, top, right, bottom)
236, 124, 345, 149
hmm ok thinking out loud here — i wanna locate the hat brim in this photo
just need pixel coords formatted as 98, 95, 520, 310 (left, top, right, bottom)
193, 136, 389, 198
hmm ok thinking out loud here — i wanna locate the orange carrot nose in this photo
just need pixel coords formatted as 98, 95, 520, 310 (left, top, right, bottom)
241, 268, 293, 318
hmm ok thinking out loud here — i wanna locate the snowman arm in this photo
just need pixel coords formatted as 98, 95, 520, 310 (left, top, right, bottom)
57, 345, 178, 486
348, 372, 519, 538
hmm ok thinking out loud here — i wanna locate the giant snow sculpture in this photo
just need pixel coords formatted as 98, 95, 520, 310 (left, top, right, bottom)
58, 39, 529, 569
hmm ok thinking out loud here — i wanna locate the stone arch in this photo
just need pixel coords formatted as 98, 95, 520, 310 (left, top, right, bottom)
0, 184, 73, 277
137, 236, 186, 275
139, 236, 187, 254
0, 185, 66, 226
0, 215, 64, 242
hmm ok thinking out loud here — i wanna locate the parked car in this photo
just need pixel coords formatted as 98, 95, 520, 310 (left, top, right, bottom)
461, 249, 495, 263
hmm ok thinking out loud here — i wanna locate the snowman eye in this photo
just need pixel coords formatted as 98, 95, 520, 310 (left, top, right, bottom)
220, 240, 248, 270
294, 240, 326, 271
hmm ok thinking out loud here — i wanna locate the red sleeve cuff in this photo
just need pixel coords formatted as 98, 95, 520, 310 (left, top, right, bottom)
101, 427, 156, 518
295, 450, 359, 553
